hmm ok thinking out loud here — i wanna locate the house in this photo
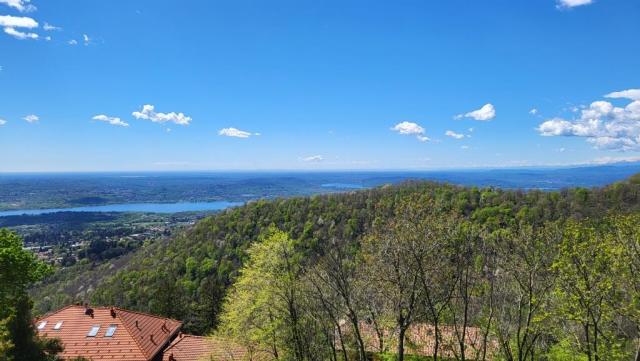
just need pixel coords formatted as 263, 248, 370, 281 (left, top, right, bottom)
36, 304, 274, 361
161, 334, 273, 361
339, 320, 496, 359
36, 304, 182, 361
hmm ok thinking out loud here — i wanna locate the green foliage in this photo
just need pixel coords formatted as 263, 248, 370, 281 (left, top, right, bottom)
218, 228, 328, 360
0, 229, 51, 311
545, 339, 589, 361
551, 220, 630, 360
26, 174, 640, 361
0, 229, 63, 361
0, 317, 13, 361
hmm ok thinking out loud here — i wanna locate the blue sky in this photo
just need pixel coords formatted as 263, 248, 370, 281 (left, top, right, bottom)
0, 0, 639, 172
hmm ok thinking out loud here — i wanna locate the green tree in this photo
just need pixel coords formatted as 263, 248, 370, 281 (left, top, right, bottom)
0, 228, 63, 361
608, 214, 640, 361
218, 228, 322, 360
493, 224, 558, 361
551, 221, 628, 361
361, 203, 422, 361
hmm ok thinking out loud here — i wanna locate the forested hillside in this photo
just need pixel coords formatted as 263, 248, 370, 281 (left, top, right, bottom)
31, 175, 640, 359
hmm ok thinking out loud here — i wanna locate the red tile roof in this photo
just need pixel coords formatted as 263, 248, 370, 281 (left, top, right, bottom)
339, 321, 496, 359
36, 305, 181, 361
162, 335, 273, 361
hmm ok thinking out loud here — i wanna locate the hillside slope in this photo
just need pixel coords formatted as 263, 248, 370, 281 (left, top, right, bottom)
31, 175, 640, 334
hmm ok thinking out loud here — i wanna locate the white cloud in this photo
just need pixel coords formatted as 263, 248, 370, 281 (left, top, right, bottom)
461, 145, 470, 150
605, 89, 640, 101
23, 114, 38, 123
0, 15, 38, 40
391, 121, 430, 142
92, 114, 129, 127
4, 26, 37, 39
0, 15, 37, 28
0, 118, 6, 126
0, 0, 36, 12
537, 98, 640, 151
43, 22, 61, 31
302, 155, 324, 162
67, 39, 77, 45
529, 108, 538, 115
445, 130, 465, 140
457, 103, 496, 121
82, 33, 90, 45
132, 104, 192, 126
557, 0, 593, 8
392, 121, 424, 135
218, 127, 256, 138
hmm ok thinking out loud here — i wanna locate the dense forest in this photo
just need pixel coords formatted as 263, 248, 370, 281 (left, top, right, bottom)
27, 174, 640, 360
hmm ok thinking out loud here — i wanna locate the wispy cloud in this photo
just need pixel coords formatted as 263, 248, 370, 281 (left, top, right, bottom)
0, 118, 6, 126
456, 103, 496, 121
302, 155, 324, 162
445, 130, 465, 140
218, 127, 258, 138
23, 114, 39, 123
557, 0, 593, 9
529, 108, 538, 115
132, 104, 192, 126
92, 114, 129, 127
43, 22, 61, 31
0, 0, 36, 12
67, 39, 78, 45
82, 33, 90, 45
391, 121, 430, 142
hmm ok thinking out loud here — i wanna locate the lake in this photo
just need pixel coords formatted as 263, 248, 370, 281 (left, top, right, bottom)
0, 201, 243, 217
3, 164, 640, 217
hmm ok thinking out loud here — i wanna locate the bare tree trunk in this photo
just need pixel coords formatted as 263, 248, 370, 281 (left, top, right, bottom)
347, 314, 367, 361
584, 323, 592, 361
433, 319, 440, 361
397, 327, 406, 361
481, 278, 495, 361
335, 321, 349, 361
368, 309, 385, 353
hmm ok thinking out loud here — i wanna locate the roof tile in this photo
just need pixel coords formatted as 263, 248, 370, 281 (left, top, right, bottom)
37, 305, 181, 361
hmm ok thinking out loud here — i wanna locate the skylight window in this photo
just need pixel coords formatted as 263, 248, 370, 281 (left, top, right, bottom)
37, 321, 47, 330
105, 324, 117, 337
87, 325, 100, 337
53, 321, 63, 330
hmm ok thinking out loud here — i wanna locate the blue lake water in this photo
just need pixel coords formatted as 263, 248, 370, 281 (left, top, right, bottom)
0, 201, 243, 217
